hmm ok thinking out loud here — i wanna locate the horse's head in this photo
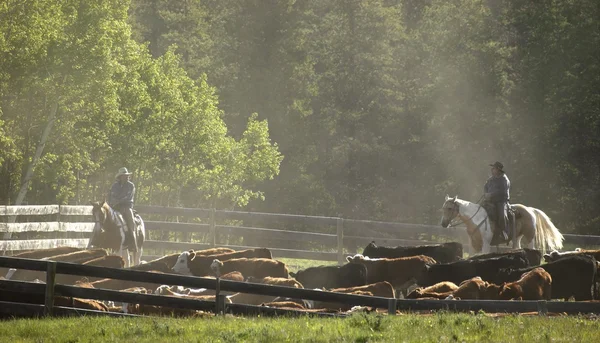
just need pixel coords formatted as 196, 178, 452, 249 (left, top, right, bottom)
88, 201, 108, 248
440, 195, 460, 228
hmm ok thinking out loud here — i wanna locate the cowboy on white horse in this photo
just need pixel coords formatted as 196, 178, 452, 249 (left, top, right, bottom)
482, 161, 511, 246
107, 167, 137, 252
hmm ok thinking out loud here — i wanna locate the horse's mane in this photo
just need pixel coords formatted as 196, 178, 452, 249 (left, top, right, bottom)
101, 201, 111, 212
455, 198, 475, 207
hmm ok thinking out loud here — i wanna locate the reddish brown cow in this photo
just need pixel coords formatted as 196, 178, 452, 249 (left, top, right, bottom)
175, 256, 288, 279
9, 249, 110, 281
172, 249, 272, 276
346, 254, 436, 290
408, 277, 489, 300
12, 247, 83, 259
247, 276, 304, 288
498, 267, 552, 300
314, 289, 377, 311
261, 301, 307, 310
144, 247, 235, 270
44, 249, 109, 262
56, 255, 126, 285
330, 281, 396, 299
406, 281, 459, 299
79, 270, 168, 291
54, 297, 109, 312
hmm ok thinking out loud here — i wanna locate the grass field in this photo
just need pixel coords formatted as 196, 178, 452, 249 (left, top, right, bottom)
276, 257, 338, 273
0, 312, 597, 343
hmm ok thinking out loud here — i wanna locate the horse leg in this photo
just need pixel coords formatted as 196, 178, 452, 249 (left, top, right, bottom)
119, 245, 130, 268
134, 246, 143, 266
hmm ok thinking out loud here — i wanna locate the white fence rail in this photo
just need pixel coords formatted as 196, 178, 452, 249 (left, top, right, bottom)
0, 205, 597, 262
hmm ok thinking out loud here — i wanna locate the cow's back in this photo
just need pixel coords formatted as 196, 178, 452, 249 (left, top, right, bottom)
418, 255, 527, 287
221, 258, 288, 278
292, 263, 367, 289
363, 242, 462, 263
497, 255, 597, 301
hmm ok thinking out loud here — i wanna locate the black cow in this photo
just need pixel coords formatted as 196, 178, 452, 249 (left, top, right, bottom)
543, 249, 600, 263
289, 263, 367, 289
417, 255, 528, 287
362, 241, 463, 263
469, 248, 542, 266
495, 255, 597, 301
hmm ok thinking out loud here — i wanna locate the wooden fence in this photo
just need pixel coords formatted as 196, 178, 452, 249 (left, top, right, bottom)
1, 205, 599, 264
1, 255, 599, 318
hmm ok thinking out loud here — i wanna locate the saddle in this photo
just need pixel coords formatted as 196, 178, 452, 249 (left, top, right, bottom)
484, 201, 515, 245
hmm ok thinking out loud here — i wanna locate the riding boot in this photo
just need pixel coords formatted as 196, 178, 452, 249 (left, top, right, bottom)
124, 209, 138, 253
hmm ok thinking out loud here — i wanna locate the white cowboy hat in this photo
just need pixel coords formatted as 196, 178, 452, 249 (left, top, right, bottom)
115, 167, 132, 179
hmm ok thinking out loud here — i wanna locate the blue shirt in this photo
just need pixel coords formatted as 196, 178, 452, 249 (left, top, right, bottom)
484, 174, 510, 202
108, 180, 135, 208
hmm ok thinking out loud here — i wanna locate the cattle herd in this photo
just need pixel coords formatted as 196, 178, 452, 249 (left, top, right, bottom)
0, 241, 599, 317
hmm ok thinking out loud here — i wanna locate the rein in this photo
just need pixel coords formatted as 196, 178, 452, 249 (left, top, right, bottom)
447, 195, 485, 228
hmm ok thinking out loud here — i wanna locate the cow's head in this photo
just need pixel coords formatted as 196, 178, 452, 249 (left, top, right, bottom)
498, 283, 520, 300
346, 254, 366, 263
172, 250, 196, 275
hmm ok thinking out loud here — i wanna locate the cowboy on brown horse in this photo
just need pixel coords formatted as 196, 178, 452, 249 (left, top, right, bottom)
482, 161, 511, 246
107, 167, 137, 252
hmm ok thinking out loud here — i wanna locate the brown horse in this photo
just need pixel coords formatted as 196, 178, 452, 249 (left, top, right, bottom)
440, 195, 564, 254
88, 202, 145, 267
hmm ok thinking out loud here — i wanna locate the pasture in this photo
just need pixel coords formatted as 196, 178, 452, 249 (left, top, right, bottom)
1, 312, 598, 343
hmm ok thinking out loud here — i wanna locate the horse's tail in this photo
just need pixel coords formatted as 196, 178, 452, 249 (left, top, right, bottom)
532, 208, 564, 253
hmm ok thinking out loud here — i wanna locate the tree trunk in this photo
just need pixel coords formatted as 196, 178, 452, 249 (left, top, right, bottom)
3, 98, 60, 240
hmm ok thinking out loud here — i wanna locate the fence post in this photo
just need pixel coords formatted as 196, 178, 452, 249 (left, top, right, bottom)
337, 218, 344, 265
44, 261, 57, 316
210, 208, 216, 248
211, 259, 223, 315
537, 300, 548, 316
387, 298, 396, 315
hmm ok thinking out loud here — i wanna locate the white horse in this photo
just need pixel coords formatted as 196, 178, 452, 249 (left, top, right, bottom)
440, 195, 564, 254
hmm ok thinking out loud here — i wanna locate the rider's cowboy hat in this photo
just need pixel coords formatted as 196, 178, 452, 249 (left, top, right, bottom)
115, 167, 132, 179
489, 161, 505, 172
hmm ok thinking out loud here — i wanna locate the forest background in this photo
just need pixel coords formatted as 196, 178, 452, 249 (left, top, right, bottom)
0, 0, 598, 234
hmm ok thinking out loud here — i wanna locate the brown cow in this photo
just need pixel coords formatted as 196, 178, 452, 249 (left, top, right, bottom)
56, 255, 126, 285
143, 248, 236, 270
408, 277, 487, 300
261, 301, 307, 310
78, 270, 168, 291
329, 281, 396, 299
313, 289, 377, 311
498, 267, 552, 300
54, 297, 109, 312
346, 254, 436, 291
43, 249, 109, 263
406, 281, 459, 299
172, 249, 272, 276
448, 277, 491, 300
247, 276, 304, 288
228, 292, 278, 305
9, 249, 110, 281
176, 257, 288, 279
11, 247, 83, 259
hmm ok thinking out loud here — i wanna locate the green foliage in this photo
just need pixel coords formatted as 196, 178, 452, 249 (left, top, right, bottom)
0, 0, 281, 208
1, 0, 598, 234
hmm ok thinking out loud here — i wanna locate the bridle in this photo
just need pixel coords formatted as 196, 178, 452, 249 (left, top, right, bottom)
445, 195, 486, 228
93, 206, 107, 232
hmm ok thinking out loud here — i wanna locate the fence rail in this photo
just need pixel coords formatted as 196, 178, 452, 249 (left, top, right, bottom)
0, 256, 599, 319
1, 205, 599, 263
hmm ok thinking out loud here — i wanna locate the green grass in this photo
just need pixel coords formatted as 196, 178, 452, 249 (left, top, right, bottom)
0, 312, 597, 343
277, 258, 338, 273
